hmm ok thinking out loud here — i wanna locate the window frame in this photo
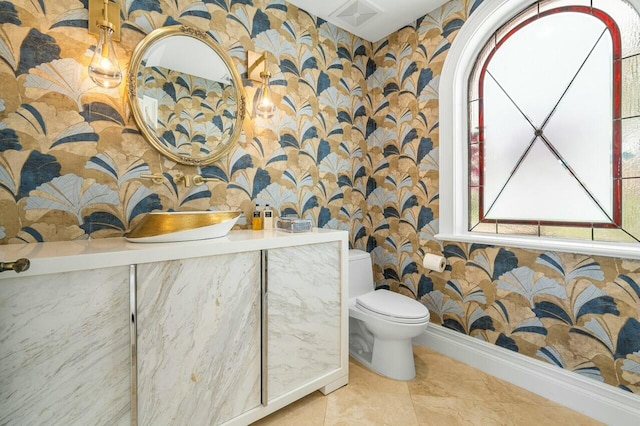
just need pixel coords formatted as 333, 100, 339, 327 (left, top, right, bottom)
473, 6, 622, 230
437, 0, 640, 259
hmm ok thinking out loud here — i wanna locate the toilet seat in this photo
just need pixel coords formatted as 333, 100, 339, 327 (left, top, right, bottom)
355, 289, 430, 324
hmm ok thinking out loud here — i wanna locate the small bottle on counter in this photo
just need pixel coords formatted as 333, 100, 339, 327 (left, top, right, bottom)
263, 204, 273, 230
252, 204, 263, 230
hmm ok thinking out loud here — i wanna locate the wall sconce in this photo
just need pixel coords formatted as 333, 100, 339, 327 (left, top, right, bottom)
247, 51, 276, 119
88, 0, 122, 88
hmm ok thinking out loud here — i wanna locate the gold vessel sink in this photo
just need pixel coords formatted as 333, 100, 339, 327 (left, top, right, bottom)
125, 210, 241, 243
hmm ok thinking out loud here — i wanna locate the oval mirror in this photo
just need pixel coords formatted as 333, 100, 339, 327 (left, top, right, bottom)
128, 25, 246, 166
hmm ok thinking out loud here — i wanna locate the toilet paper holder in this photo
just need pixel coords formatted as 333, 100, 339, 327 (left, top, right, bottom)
422, 253, 446, 272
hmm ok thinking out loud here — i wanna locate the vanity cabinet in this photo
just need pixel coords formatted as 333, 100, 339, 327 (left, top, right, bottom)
0, 266, 130, 425
0, 229, 348, 426
135, 242, 346, 425
267, 242, 342, 400
136, 252, 261, 426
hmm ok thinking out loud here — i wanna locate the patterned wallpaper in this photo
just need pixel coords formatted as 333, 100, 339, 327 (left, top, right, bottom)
367, 0, 640, 395
0, 0, 371, 246
0, 0, 638, 396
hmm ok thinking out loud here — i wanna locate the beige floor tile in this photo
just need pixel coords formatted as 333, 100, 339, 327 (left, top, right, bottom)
412, 346, 496, 382
482, 374, 557, 406
409, 353, 498, 400
501, 402, 604, 426
412, 345, 441, 358
325, 384, 419, 426
348, 358, 411, 395
412, 395, 510, 426
250, 350, 604, 426
250, 391, 327, 426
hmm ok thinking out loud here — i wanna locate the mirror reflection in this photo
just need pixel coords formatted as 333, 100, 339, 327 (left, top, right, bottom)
129, 26, 245, 166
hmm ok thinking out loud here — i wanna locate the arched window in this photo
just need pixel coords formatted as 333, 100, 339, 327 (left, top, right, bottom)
439, 0, 640, 257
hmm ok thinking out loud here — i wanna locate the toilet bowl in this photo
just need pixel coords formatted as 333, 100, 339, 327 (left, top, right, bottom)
348, 249, 430, 380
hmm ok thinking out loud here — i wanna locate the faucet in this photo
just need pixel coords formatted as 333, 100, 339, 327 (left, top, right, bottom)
0, 258, 30, 273
142, 171, 219, 187
174, 172, 218, 187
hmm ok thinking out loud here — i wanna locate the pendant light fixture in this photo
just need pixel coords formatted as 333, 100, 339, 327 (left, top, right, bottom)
88, 0, 122, 88
247, 51, 276, 119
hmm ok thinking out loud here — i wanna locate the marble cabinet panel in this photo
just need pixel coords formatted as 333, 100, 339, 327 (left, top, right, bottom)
267, 242, 342, 400
0, 267, 130, 425
136, 252, 261, 425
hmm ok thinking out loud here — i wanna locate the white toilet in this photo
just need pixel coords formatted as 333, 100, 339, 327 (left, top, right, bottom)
349, 249, 430, 380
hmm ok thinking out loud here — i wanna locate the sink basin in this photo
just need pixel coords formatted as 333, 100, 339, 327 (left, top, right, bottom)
125, 210, 241, 243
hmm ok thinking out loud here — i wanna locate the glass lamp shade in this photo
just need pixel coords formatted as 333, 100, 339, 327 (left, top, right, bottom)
253, 75, 276, 119
89, 26, 122, 88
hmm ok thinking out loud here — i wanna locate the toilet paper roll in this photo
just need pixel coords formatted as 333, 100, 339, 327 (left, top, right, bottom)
423, 253, 446, 272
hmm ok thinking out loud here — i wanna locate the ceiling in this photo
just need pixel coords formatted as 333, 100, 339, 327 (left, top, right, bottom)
285, 0, 449, 42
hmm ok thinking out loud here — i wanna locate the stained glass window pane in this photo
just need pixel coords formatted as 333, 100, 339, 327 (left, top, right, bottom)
622, 178, 640, 239
497, 224, 538, 235
593, 228, 637, 242
469, 186, 480, 230
469, 140, 480, 187
487, 12, 606, 127
469, 3, 629, 242
593, 0, 640, 58
540, 225, 592, 240
543, 33, 613, 216
539, 0, 590, 11
471, 222, 497, 234
482, 75, 535, 209
495, 6, 539, 44
622, 117, 640, 178
486, 140, 611, 222
622, 55, 640, 118
469, 37, 495, 102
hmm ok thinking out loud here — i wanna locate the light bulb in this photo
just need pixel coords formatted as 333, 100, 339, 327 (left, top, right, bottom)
253, 72, 276, 119
89, 25, 122, 88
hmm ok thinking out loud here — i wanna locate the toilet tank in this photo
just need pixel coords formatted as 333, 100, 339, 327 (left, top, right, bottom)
349, 249, 374, 298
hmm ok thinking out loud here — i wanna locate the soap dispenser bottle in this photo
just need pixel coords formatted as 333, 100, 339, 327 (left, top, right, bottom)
263, 204, 274, 230
252, 203, 263, 230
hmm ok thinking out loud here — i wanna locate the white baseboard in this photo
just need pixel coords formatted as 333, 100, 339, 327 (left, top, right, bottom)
414, 324, 640, 426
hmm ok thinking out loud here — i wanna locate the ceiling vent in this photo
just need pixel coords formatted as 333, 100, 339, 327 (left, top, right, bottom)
330, 0, 380, 28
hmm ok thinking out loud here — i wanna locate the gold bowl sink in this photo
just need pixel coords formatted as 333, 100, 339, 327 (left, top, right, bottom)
125, 210, 241, 243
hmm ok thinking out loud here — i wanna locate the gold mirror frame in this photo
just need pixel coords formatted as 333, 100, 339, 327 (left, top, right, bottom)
128, 25, 246, 166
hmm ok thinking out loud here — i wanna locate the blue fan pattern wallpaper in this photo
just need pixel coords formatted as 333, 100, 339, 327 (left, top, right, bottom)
0, 0, 638, 395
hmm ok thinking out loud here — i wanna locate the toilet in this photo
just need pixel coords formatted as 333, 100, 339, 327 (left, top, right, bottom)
348, 249, 430, 380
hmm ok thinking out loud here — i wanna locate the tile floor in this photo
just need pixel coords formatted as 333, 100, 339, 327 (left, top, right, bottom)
252, 345, 603, 426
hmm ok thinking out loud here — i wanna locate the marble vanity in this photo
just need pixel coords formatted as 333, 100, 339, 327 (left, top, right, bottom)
0, 229, 349, 425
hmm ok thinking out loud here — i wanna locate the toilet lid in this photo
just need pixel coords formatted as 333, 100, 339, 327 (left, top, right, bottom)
356, 289, 430, 324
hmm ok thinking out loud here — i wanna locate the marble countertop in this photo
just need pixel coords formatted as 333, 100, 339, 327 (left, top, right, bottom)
0, 229, 348, 279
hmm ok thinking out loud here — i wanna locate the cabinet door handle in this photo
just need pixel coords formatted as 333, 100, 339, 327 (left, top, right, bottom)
0, 258, 30, 273
130, 265, 138, 426
261, 250, 268, 406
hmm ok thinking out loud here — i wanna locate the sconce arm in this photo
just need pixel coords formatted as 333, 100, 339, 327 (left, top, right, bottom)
247, 51, 268, 82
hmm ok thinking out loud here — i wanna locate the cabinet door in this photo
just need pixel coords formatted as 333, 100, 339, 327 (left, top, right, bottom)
0, 267, 130, 425
267, 242, 341, 400
136, 252, 261, 425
